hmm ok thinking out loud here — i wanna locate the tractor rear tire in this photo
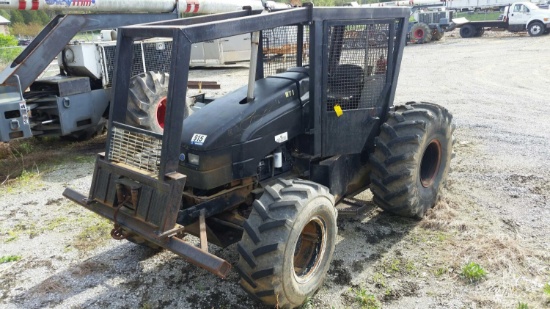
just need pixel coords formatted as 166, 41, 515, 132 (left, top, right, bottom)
459, 25, 476, 38
126, 71, 170, 134
410, 23, 432, 44
237, 179, 337, 308
369, 102, 454, 218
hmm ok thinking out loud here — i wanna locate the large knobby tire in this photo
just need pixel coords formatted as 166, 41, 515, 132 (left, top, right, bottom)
528, 21, 545, 37
126, 71, 170, 134
459, 25, 476, 38
369, 102, 454, 218
431, 28, 444, 41
237, 179, 337, 308
410, 23, 432, 44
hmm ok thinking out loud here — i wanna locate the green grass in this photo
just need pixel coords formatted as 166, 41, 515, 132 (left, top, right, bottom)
461, 262, 487, 283
0, 255, 21, 263
454, 11, 502, 21
543, 282, 550, 296
353, 287, 380, 309
516, 302, 529, 309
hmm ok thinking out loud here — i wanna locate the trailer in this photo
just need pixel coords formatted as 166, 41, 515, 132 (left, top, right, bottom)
455, 1, 550, 37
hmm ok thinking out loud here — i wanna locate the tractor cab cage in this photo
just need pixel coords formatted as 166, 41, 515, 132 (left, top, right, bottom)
64, 6, 409, 278
108, 5, 409, 179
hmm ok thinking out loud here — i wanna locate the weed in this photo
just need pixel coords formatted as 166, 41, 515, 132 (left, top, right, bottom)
516, 302, 529, 309
434, 267, 448, 277
73, 213, 112, 250
45, 217, 69, 231
373, 272, 386, 288
353, 287, 380, 309
299, 297, 314, 309
0, 255, 21, 263
461, 262, 487, 283
543, 282, 550, 296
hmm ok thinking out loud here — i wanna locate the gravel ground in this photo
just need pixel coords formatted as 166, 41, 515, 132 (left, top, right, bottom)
1, 30, 549, 309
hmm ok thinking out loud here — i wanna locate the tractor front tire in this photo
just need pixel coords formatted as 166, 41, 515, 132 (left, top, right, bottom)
237, 179, 337, 308
431, 28, 444, 41
126, 71, 170, 134
410, 23, 432, 44
369, 102, 454, 218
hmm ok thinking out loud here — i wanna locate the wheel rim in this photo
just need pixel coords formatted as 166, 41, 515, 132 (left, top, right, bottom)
414, 28, 424, 39
420, 139, 442, 188
293, 217, 327, 283
156, 97, 167, 129
532, 25, 542, 35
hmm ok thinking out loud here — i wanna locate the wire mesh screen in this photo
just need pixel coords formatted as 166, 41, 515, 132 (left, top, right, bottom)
108, 126, 162, 175
103, 40, 172, 87
326, 23, 391, 112
262, 25, 309, 77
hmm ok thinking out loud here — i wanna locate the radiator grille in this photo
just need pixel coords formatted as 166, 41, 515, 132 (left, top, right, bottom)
326, 23, 390, 111
262, 25, 309, 77
103, 40, 172, 87
108, 126, 162, 174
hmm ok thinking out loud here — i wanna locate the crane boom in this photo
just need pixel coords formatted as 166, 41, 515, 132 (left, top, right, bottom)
0, 0, 265, 14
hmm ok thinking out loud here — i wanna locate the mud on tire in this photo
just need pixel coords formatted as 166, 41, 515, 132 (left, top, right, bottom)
237, 179, 337, 308
369, 102, 454, 218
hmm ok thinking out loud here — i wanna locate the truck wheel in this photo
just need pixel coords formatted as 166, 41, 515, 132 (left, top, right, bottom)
126, 71, 170, 134
528, 21, 545, 37
410, 23, 432, 44
369, 102, 454, 218
459, 25, 476, 38
237, 179, 337, 308
431, 28, 444, 41
474, 28, 485, 37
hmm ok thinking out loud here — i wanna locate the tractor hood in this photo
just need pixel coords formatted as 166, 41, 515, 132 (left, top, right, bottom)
181, 72, 308, 152
178, 70, 309, 189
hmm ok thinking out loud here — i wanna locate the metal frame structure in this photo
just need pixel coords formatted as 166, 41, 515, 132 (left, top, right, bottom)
64, 5, 409, 278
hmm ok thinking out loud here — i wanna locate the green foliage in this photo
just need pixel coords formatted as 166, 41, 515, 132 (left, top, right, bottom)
10, 10, 24, 24
454, 11, 501, 21
299, 297, 314, 309
0, 255, 21, 263
0, 33, 22, 64
0, 33, 17, 47
543, 282, 550, 296
0, 9, 10, 20
461, 262, 487, 283
353, 287, 380, 309
516, 302, 529, 309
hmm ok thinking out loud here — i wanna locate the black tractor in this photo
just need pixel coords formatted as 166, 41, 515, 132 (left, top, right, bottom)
64, 4, 454, 308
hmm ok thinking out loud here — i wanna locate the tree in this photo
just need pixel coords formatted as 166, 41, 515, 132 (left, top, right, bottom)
10, 10, 24, 24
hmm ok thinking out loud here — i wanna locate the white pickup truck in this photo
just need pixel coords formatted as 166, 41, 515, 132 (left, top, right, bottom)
455, 1, 550, 37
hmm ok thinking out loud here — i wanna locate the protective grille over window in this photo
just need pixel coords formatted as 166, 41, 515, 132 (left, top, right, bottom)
103, 40, 172, 87
326, 23, 391, 111
262, 25, 309, 77
108, 126, 162, 175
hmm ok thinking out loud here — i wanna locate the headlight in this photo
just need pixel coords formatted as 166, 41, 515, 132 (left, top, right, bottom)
188, 153, 200, 166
